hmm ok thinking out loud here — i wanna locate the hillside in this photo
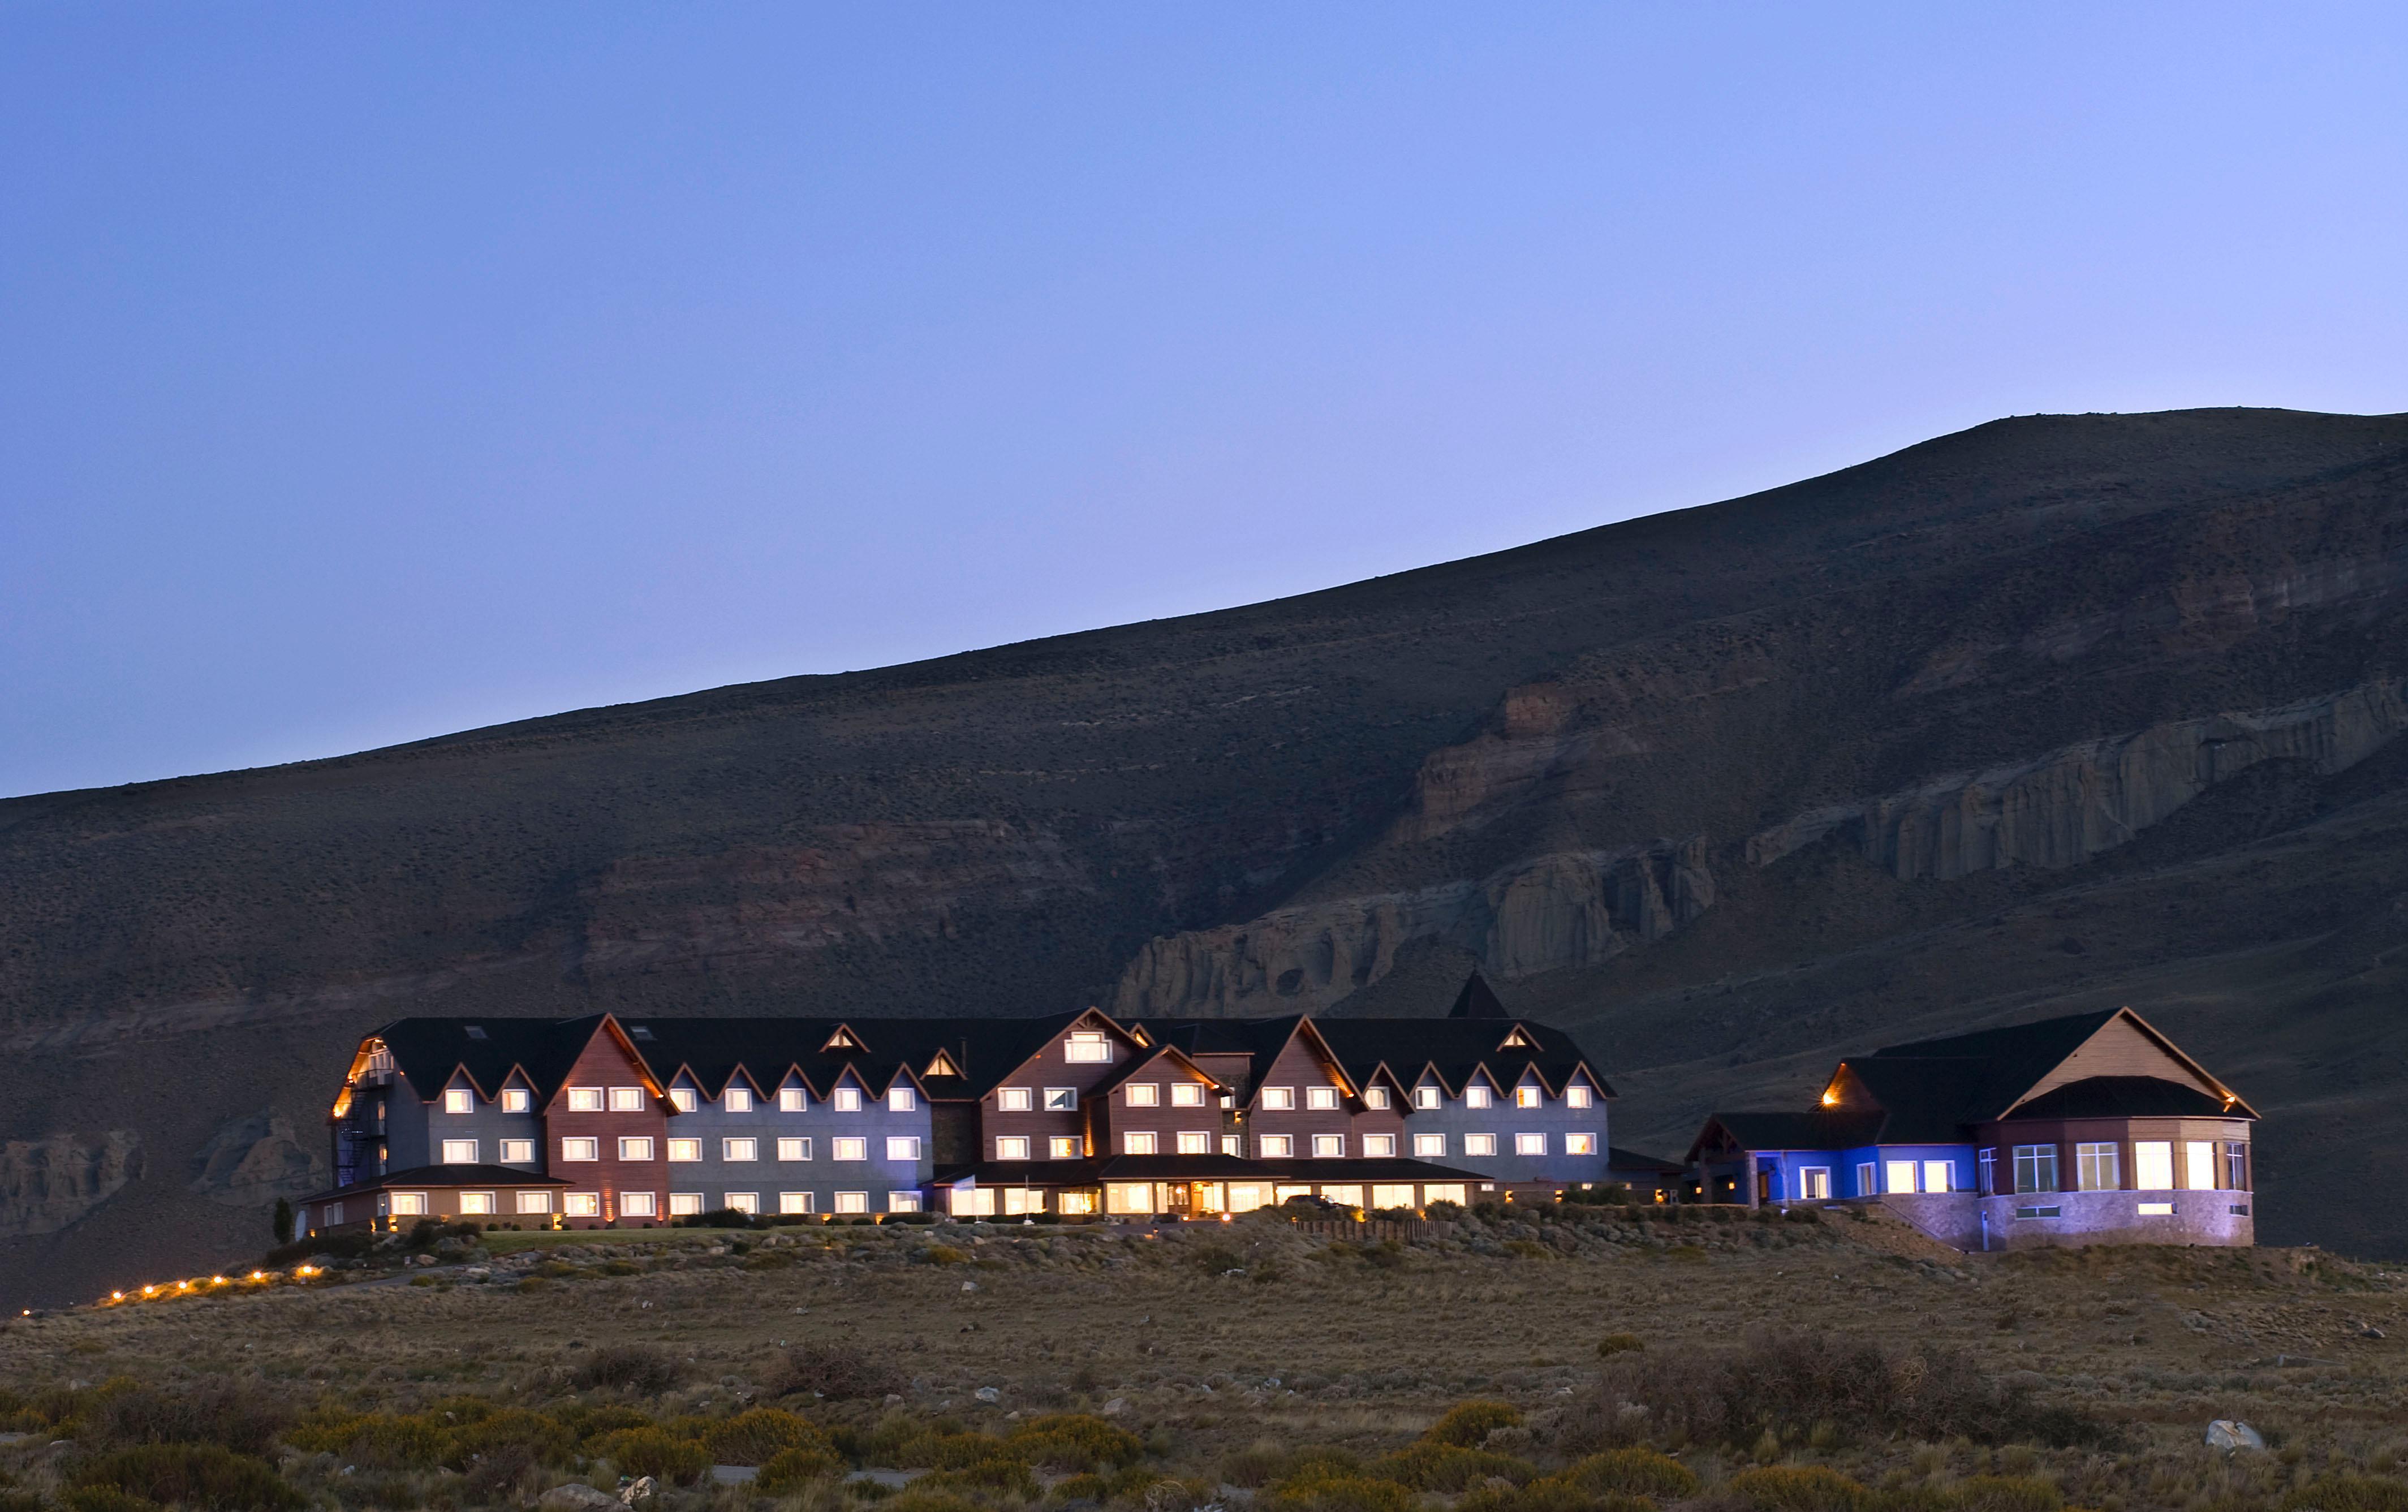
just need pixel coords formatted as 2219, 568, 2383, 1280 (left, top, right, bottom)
6, 406, 2408, 1303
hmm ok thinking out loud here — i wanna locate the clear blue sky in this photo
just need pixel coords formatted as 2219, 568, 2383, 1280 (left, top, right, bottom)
5, 6, 2404, 799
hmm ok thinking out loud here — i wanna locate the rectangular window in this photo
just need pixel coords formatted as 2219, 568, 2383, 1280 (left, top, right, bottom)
1260, 1087, 1295, 1110
834, 1191, 867, 1214
1064, 1031, 1112, 1063
1319, 1184, 1363, 1207
997, 1087, 1033, 1112
1177, 1131, 1212, 1154
441, 1139, 479, 1164
501, 1088, 532, 1113
1515, 1133, 1548, 1156
1565, 1132, 1596, 1157
1885, 1160, 1918, 1194
1123, 1131, 1158, 1155
2226, 1143, 2248, 1191
1106, 1182, 1152, 1214
515, 1190, 552, 1214
566, 1088, 604, 1112
1362, 1087, 1389, 1110
1414, 1085, 1441, 1110
1221, 1135, 1241, 1156
886, 1136, 922, 1161
391, 1191, 428, 1216
561, 1138, 599, 1162
622, 1191, 657, 1217
2076, 1142, 2121, 1192
1856, 1162, 1877, 1197
1001, 1187, 1039, 1216
1413, 1133, 1446, 1158
1364, 1134, 1397, 1157
833, 1087, 863, 1113
1171, 1082, 1207, 1106
2138, 1201, 2175, 1216
2183, 1140, 2215, 1190
2133, 1140, 2174, 1190
1044, 1087, 1077, 1112
443, 1088, 473, 1115
1311, 1134, 1344, 1158
667, 1139, 700, 1162
2013, 1145, 2058, 1194
669, 1192, 703, 1216
723, 1087, 752, 1114
996, 1136, 1032, 1160
724, 1192, 758, 1214
1515, 1085, 1542, 1109
618, 1137, 654, 1161
833, 1137, 867, 1161
1463, 1134, 1497, 1157
1125, 1083, 1159, 1106
889, 1087, 916, 1113
1259, 1134, 1294, 1158
565, 1192, 600, 1217
1566, 1085, 1592, 1110
1922, 1160, 1953, 1194
610, 1087, 646, 1112
1372, 1183, 1415, 1209
780, 1191, 815, 1214
1464, 1085, 1493, 1110
777, 1137, 811, 1162
723, 1138, 759, 1162
1307, 1087, 1339, 1111
1800, 1168, 1832, 1200
1978, 1149, 1997, 1196
1049, 1135, 1082, 1159
780, 1087, 807, 1113
668, 1087, 697, 1113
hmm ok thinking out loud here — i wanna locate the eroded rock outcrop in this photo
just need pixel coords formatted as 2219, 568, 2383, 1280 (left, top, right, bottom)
189, 1110, 324, 1208
1112, 838, 1713, 1016
1747, 679, 2408, 880
0, 1131, 143, 1236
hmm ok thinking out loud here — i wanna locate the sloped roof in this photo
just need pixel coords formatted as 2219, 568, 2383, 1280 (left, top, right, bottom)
1691, 1110, 1887, 1159
620, 1013, 1088, 1101
1127, 1015, 1307, 1093
1309, 1014, 1613, 1100
377, 1014, 610, 1103
2001, 1074, 2242, 1121
304, 1162, 570, 1203
1449, 972, 1510, 1019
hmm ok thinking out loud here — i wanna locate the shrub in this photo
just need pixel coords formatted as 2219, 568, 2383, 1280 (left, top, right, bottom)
61, 1491, 158, 1512
68, 1445, 302, 1512
566, 1404, 656, 1441
1365, 1444, 1537, 1492
591, 1427, 711, 1486
1559, 1449, 1698, 1501
1597, 1334, 1645, 1358
1263, 1473, 1416, 1512
1421, 1401, 1523, 1448
919, 1461, 1043, 1498
929, 1433, 1024, 1471
2281, 1478, 2408, 1511
572, 1346, 687, 1394
92, 1383, 292, 1457
759, 1446, 848, 1493
1008, 1414, 1145, 1472
882, 1494, 986, 1512
919, 1244, 972, 1265
1457, 1484, 1656, 1512
1050, 1472, 1112, 1502
453, 1408, 571, 1466
774, 1344, 908, 1402
704, 1408, 832, 1466
1721, 1466, 1872, 1512
1942, 1478, 2061, 1512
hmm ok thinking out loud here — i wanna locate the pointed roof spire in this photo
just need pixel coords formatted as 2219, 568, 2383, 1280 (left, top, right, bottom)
1448, 971, 1509, 1019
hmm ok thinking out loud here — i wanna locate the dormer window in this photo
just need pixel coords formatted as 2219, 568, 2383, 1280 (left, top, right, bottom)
1363, 1087, 1390, 1110
834, 1087, 863, 1113
502, 1088, 532, 1113
443, 1088, 473, 1115
1465, 1084, 1493, 1110
925, 1051, 960, 1078
1414, 1085, 1441, 1110
628, 1026, 654, 1041
1065, 1031, 1111, 1064
668, 1087, 697, 1113
1515, 1085, 1543, 1108
1500, 1027, 1533, 1049
823, 1028, 860, 1052
464, 1026, 488, 1041
1566, 1084, 1592, 1110
888, 1087, 916, 1113
725, 1087, 753, 1113
780, 1087, 807, 1113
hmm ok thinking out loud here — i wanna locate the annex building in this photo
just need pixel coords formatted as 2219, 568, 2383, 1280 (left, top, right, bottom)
297, 976, 1614, 1235
1686, 1007, 2258, 1250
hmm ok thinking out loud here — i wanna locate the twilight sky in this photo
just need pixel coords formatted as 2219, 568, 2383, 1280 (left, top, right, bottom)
4, 7, 2405, 799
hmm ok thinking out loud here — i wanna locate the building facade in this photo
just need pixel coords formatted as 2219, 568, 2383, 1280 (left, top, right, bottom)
1687, 1007, 2257, 1251
298, 976, 1616, 1234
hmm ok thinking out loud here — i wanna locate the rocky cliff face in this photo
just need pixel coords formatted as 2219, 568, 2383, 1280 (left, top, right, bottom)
7, 407, 2408, 1301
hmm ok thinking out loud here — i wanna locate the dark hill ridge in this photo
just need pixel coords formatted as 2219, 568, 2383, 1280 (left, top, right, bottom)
6, 406, 2408, 1304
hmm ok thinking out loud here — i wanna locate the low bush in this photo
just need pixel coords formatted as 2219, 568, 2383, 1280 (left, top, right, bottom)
262, 1233, 373, 1266
462, 1442, 541, 1505
454, 1407, 572, 1466
565, 1404, 656, 1441
571, 1345, 686, 1394
1049, 1472, 1112, 1502
91, 1383, 292, 1457
1262, 1472, 1416, 1512
1940, 1477, 2061, 1512
677, 1208, 766, 1230
758, 1446, 849, 1493
591, 1427, 711, 1486
68, 1445, 302, 1512
1596, 1334, 1645, 1358
1365, 1444, 1537, 1492
919, 1460, 1043, 1498
1421, 1401, 1523, 1448
774, 1343, 908, 1402
1559, 1448, 1699, 1501
1008, 1414, 1145, 1472
283, 1411, 453, 1471
703, 1407, 831, 1466
59, 1490, 155, 1512
1721, 1465, 1872, 1512
2281, 1477, 2408, 1511
1456, 1484, 1656, 1512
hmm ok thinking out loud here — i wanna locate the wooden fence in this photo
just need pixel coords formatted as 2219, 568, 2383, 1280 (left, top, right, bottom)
1290, 1218, 1442, 1243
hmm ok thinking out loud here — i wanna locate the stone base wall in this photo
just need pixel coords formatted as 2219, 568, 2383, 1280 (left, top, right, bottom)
1868, 1190, 2255, 1252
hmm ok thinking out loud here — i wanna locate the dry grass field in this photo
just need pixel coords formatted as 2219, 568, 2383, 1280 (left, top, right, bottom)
5, 1204, 2408, 1512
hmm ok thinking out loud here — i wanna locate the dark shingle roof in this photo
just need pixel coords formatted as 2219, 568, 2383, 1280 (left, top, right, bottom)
1700, 1110, 1887, 1153
307, 1163, 568, 1202
378, 1014, 608, 1104
2002, 1075, 2241, 1121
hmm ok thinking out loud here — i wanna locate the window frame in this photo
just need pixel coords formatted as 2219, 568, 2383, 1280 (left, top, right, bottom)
1125, 1083, 1160, 1107
666, 1138, 701, 1162
996, 1135, 1032, 1161
1063, 1031, 1112, 1064
888, 1086, 916, 1113
722, 1086, 752, 1114
885, 1136, 923, 1161
1799, 1166, 1832, 1201
2012, 1144, 2058, 1194
1464, 1084, 1493, 1110
1514, 1085, 1543, 1109
501, 1088, 532, 1113
833, 1086, 863, 1113
667, 1087, 698, 1113
1043, 1087, 1078, 1112
1310, 1134, 1345, 1158
1260, 1086, 1295, 1111
1123, 1131, 1159, 1156
443, 1088, 473, 1115
777, 1136, 812, 1162
621, 1191, 657, 1218
1175, 1130, 1212, 1155
1515, 1132, 1548, 1156
1566, 1084, 1592, 1110
618, 1136, 655, 1161
1048, 1135, 1082, 1159
609, 1086, 647, 1113
1364, 1133, 1397, 1157
2075, 1141, 2120, 1192
722, 1137, 760, 1162
997, 1087, 1033, 1112
440, 1138, 479, 1165
560, 1137, 600, 1162
1414, 1085, 1441, 1110
1258, 1134, 1294, 1158
833, 1136, 868, 1162
499, 1138, 535, 1164
566, 1087, 604, 1113
1306, 1086, 1340, 1112
1463, 1133, 1497, 1157
779, 1087, 808, 1113
1171, 1082, 1206, 1107
1412, 1132, 1447, 1158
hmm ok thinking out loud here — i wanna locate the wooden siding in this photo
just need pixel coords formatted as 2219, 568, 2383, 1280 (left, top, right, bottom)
1245, 1034, 1404, 1161
543, 1028, 671, 1224
2013, 1015, 2223, 1109
1092, 1048, 1224, 1155
979, 1010, 1145, 1162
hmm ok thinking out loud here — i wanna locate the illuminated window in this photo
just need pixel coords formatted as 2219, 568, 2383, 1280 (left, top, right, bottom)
668, 1087, 697, 1113
723, 1138, 758, 1162
833, 1138, 867, 1161
834, 1191, 868, 1214
777, 1137, 811, 1161
1307, 1087, 1339, 1111
1064, 1031, 1112, 1064
391, 1192, 428, 1216
1176, 1131, 1211, 1154
997, 1136, 1032, 1160
502, 1088, 532, 1113
1364, 1134, 1396, 1157
610, 1087, 646, 1112
779, 1088, 807, 1113
618, 1137, 654, 1161
1123, 1132, 1158, 1155
1311, 1135, 1343, 1158
566, 1088, 604, 1112
1044, 1087, 1077, 1112
515, 1190, 551, 1214
723, 1087, 752, 1114
443, 1089, 473, 1115
1260, 1087, 1295, 1110
724, 1192, 758, 1214
1463, 1134, 1496, 1157
889, 1087, 916, 1113
998, 1087, 1033, 1112
1221, 1135, 1241, 1156
1413, 1133, 1446, 1158
1372, 1184, 1415, 1209
1566, 1084, 1592, 1110
1886, 1160, 1919, 1194
669, 1192, 703, 1216
2183, 1140, 2215, 1190
1515, 1133, 1547, 1156
1565, 1132, 1596, 1156
1799, 1167, 1831, 1200
1362, 1087, 1389, 1110
833, 1087, 863, 1113
2133, 1141, 2174, 1190
667, 1139, 700, 1162
1922, 1160, 1954, 1194
1464, 1085, 1493, 1110
1049, 1136, 1082, 1159
780, 1191, 814, 1214
561, 1138, 598, 1162
2076, 1143, 2120, 1192
1414, 1085, 1441, 1110
887, 1191, 921, 1212
1515, 1086, 1542, 1109
1126, 1083, 1160, 1107
2013, 1144, 2057, 1193
621, 1191, 656, 1218
499, 1139, 534, 1164
886, 1136, 922, 1161
1259, 1135, 1294, 1158
1058, 1191, 1096, 1215
1171, 1083, 1205, 1107
565, 1192, 600, 1217
441, 1139, 479, 1164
